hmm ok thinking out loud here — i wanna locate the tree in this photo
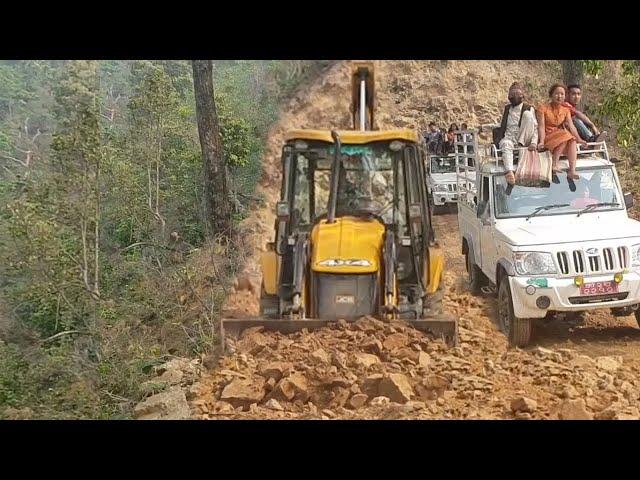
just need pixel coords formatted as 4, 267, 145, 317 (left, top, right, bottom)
51, 60, 103, 300
191, 60, 232, 240
598, 61, 640, 154
560, 60, 605, 109
561, 60, 584, 88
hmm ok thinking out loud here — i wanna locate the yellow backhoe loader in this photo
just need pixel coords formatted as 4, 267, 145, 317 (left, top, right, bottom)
222, 62, 458, 347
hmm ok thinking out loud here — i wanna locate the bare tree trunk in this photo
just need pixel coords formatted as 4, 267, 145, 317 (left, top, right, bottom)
561, 60, 593, 109
561, 60, 584, 87
93, 151, 100, 298
192, 60, 232, 240
154, 115, 166, 238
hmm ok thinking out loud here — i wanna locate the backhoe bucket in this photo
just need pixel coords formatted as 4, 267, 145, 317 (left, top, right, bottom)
220, 314, 458, 353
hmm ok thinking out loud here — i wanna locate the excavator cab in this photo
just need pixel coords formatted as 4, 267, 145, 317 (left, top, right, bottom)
221, 62, 458, 347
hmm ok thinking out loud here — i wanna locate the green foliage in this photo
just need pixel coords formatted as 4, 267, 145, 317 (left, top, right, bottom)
216, 92, 252, 168
579, 60, 605, 78
596, 61, 640, 151
1, 174, 83, 336
0, 63, 36, 115
0, 59, 324, 419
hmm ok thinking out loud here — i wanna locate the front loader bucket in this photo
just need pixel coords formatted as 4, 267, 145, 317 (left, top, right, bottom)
220, 314, 458, 353
407, 313, 459, 347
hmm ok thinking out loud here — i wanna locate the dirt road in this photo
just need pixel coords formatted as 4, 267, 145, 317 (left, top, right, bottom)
137, 211, 640, 420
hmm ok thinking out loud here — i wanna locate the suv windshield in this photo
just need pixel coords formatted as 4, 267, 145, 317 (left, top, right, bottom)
430, 156, 456, 174
493, 166, 623, 218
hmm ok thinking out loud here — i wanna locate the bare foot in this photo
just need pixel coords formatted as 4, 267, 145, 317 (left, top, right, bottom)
505, 171, 515, 185
595, 131, 608, 142
568, 171, 580, 180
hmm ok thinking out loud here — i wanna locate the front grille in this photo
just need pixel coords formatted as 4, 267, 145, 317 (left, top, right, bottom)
573, 250, 585, 273
618, 247, 629, 268
556, 245, 628, 275
314, 273, 377, 319
447, 184, 457, 192
603, 248, 614, 271
557, 252, 569, 275
568, 292, 629, 304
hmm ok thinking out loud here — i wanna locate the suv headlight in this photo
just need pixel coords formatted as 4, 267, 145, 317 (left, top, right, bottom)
514, 252, 557, 275
631, 243, 640, 267
434, 185, 448, 192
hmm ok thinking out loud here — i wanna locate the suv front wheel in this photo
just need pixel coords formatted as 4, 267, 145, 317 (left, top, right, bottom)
497, 276, 532, 347
466, 251, 484, 295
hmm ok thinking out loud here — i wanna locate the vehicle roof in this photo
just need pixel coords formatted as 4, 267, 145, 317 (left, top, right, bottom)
284, 129, 421, 144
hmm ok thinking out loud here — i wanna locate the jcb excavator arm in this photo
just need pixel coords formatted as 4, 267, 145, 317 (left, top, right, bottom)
351, 61, 375, 131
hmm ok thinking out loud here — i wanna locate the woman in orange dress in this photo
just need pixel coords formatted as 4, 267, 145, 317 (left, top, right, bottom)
536, 83, 587, 180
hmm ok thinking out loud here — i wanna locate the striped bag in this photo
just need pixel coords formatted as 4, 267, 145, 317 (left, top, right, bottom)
515, 149, 553, 187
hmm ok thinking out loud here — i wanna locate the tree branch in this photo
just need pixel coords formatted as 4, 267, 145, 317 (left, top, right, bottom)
120, 242, 178, 253
41, 330, 82, 343
0, 152, 28, 167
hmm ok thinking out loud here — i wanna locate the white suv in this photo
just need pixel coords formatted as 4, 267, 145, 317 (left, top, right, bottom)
427, 154, 459, 212
457, 138, 640, 346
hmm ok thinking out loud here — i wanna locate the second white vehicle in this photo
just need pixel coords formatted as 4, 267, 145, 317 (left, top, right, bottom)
427, 154, 458, 212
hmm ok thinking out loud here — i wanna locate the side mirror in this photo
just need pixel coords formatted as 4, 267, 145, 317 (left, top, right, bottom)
276, 201, 290, 221
624, 192, 634, 209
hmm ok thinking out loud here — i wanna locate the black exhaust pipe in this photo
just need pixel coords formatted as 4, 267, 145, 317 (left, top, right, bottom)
327, 130, 341, 224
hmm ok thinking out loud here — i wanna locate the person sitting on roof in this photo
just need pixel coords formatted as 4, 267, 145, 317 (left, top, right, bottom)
494, 82, 539, 185
563, 84, 607, 143
536, 83, 587, 182
444, 123, 458, 154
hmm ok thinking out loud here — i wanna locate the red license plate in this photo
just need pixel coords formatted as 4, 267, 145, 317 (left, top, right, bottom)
580, 281, 618, 296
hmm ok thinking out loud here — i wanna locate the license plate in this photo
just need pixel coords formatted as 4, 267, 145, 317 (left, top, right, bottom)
580, 281, 618, 296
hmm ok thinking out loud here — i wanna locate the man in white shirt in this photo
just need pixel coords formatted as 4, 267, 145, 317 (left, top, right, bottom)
493, 82, 538, 185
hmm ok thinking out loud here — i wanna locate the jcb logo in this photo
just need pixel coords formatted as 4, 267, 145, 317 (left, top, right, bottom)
335, 295, 355, 304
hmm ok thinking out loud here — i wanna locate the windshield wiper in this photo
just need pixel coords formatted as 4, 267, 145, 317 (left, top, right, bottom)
525, 204, 570, 221
576, 202, 620, 217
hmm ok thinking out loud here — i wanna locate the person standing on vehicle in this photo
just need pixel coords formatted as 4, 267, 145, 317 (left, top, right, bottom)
425, 122, 443, 154
493, 82, 539, 185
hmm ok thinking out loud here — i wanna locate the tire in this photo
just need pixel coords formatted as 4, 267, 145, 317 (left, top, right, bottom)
497, 276, 532, 347
465, 250, 483, 295
259, 285, 279, 318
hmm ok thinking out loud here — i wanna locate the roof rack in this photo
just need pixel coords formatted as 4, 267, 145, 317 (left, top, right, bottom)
453, 130, 479, 207
490, 141, 610, 166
